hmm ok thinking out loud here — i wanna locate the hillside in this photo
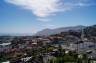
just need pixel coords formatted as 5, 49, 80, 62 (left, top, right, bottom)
35, 25, 86, 36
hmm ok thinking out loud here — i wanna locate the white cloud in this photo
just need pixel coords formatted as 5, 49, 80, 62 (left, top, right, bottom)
5, 0, 64, 17
37, 18, 50, 22
42, 24, 56, 28
47, 24, 55, 27
72, 2, 96, 7
5, 0, 96, 18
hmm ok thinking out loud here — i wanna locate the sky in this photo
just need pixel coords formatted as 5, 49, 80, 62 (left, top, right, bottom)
0, 0, 96, 34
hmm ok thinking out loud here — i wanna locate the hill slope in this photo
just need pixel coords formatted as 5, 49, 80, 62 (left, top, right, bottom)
35, 25, 86, 36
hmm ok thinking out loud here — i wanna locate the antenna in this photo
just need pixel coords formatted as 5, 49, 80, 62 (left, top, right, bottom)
77, 27, 85, 54
81, 27, 84, 41
81, 28, 85, 53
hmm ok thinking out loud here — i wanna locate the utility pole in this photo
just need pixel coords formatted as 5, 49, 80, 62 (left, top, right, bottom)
81, 28, 85, 53
77, 28, 85, 53
81, 28, 84, 42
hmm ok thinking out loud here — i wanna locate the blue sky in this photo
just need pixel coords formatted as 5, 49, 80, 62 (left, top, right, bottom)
0, 0, 96, 34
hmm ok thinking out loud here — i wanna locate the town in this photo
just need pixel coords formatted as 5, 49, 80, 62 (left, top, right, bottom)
0, 25, 96, 63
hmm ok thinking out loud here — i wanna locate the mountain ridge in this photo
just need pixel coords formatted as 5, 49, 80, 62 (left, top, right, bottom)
35, 25, 86, 36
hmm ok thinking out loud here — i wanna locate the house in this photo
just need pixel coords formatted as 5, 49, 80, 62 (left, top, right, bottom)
2, 61, 10, 63
26, 45, 33, 50
0, 42, 11, 52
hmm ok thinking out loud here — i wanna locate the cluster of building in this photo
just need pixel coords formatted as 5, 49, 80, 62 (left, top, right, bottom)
0, 31, 96, 63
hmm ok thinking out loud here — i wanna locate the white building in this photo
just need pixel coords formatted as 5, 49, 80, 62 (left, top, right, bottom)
2, 61, 10, 63
0, 42, 11, 52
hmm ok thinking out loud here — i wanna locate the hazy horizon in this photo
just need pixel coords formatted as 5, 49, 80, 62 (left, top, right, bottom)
0, 25, 87, 34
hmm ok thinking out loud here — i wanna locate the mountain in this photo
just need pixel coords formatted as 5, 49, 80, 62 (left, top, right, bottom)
84, 25, 96, 37
35, 25, 86, 36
